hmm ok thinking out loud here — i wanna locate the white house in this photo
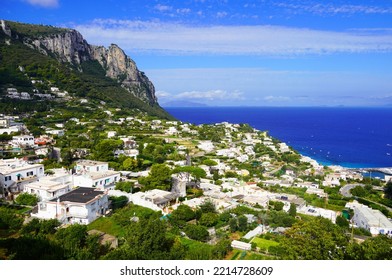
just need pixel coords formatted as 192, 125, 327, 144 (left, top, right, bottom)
75, 160, 109, 173
73, 170, 120, 190
231, 240, 252, 251
32, 187, 109, 225
198, 141, 215, 153
45, 129, 65, 137
352, 204, 392, 236
0, 159, 44, 193
107, 131, 117, 138
0, 126, 20, 135
130, 189, 177, 213
23, 168, 72, 201
11, 135, 35, 147
298, 205, 337, 223
24, 180, 70, 201
165, 126, 178, 135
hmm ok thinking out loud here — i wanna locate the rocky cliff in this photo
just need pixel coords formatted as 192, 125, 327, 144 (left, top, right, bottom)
1, 20, 157, 105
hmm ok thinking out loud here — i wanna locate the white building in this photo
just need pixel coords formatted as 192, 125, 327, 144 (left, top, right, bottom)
352, 204, 392, 236
107, 131, 117, 138
75, 160, 109, 173
165, 127, 178, 135
231, 240, 251, 251
24, 180, 70, 201
45, 129, 65, 137
0, 126, 20, 135
23, 168, 72, 201
73, 170, 120, 190
198, 141, 215, 153
33, 187, 109, 225
0, 159, 44, 193
298, 205, 337, 223
11, 135, 35, 147
130, 189, 177, 213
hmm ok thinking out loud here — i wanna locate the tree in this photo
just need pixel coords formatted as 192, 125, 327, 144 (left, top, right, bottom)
21, 218, 60, 236
184, 224, 209, 242
115, 181, 134, 193
172, 166, 207, 181
199, 200, 217, 214
0, 207, 23, 231
212, 238, 232, 259
289, 203, 297, 217
199, 212, 219, 227
138, 164, 172, 191
122, 157, 138, 171
229, 217, 238, 232
346, 235, 392, 260
335, 216, 349, 229
350, 186, 367, 197
106, 218, 183, 260
385, 181, 392, 200
54, 224, 89, 259
169, 204, 195, 227
109, 196, 129, 210
15, 193, 39, 206
280, 217, 349, 260
93, 139, 123, 162
238, 215, 248, 232
203, 159, 218, 167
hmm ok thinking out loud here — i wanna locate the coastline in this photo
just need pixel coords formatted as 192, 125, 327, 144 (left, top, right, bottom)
165, 106, 392, 170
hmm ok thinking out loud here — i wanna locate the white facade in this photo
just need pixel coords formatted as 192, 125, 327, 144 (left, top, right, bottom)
352, 205, 392, 236
198, 141, 215, 152
0, 126, 20, 135
130, 189, 177, 213
45, 129, 65, 137
0, 159, 44, 193
231, 240, 252, 251
73, 170, 120, 190
11, 135, 34, 146
33, 187, 109, 225
23, 168, 72, 201
75, 160, 109, 173
24, 180, 70, 201
297, 205, 337, 223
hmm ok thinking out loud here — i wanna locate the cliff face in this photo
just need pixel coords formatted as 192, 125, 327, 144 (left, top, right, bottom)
91, 44, 157, 104
1, 20, 157, 105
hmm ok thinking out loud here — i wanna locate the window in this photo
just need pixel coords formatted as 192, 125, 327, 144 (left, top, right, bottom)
5, 176, 11, 181
27, 171, 34, 176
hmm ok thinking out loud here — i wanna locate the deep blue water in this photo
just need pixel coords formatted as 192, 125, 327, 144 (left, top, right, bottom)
165, 107, 392, 168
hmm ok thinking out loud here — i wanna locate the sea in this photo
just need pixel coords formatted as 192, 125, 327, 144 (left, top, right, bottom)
165, 107, 392, 170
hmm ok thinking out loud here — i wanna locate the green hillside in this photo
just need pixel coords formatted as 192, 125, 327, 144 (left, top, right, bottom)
0, 21, 172, 119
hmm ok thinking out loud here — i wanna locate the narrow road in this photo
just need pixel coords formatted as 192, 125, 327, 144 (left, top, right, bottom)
340, 184, 364, 197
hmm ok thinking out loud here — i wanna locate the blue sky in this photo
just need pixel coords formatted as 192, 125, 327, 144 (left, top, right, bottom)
2, 0, 392, 106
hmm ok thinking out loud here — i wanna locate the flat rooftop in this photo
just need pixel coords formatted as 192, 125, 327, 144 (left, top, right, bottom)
51, 187, 104, 204
76, 160, 107, 167
357, 206, 392, 228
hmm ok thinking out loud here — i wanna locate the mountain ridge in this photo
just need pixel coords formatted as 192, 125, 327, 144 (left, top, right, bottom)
1, 20, 158, 106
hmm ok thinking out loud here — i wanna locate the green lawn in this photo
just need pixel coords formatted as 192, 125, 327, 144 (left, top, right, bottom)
87, 217, 126, 237
251, 237, 279, 250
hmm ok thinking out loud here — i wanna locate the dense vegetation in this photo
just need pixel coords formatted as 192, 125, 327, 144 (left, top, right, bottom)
0, 21, 171, 119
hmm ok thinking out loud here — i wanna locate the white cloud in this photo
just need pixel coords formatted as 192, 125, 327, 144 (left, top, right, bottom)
175, 90, 244, 100
145, 67, 392, 106
264, 95, 291, 102
25, 0, 59, 8
154, 4, 172, 12
177, 8, 191, 14
74, 19, 392, 55
275, 3, 392, 15
216, 11, 228, 18
155, 90, 172, 98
